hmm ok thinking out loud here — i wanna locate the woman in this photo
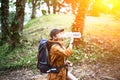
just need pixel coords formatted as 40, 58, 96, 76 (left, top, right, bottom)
47, 29, 77, 80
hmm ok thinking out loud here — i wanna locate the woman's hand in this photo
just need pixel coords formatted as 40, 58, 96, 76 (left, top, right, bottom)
65, 60, 73, 67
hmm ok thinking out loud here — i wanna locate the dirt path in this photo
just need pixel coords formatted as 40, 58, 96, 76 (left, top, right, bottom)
1, 60, 120, 80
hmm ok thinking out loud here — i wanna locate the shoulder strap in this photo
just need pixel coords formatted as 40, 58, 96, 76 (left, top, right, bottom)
45, 46, 49, 64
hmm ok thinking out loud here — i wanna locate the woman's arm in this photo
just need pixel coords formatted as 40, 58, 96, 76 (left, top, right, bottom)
51, 44, 73, 57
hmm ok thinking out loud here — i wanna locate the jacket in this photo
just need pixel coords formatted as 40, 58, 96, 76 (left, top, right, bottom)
47, 39, 73, 80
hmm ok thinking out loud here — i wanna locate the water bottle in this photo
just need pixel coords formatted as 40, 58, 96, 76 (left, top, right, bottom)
63, 32, 81, 38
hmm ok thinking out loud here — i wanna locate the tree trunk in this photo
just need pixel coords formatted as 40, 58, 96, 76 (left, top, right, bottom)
52, 0, 57, 14
31, 0, 37, 19
72, 0, 90, 48
71, 0, 77, 14
10, 0, 25, 48
45, 0, 50, 14
1, 0, 9, 44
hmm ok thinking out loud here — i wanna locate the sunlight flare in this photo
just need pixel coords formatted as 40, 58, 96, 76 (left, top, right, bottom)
108, 4, 113, 10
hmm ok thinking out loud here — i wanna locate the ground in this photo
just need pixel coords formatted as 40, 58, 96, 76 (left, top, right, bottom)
0, 15, 120, 80
1, 60, 120, 80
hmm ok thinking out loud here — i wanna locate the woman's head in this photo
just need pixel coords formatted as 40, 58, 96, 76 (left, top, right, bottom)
50, 29, 64, 40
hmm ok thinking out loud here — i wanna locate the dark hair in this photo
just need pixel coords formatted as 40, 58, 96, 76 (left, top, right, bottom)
50, 29, 64, 38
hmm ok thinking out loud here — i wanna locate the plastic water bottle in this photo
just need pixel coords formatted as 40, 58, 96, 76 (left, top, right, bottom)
63, 32, 81, 38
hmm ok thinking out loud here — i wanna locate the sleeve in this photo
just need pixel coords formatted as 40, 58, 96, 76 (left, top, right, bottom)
51, 44, 73, 57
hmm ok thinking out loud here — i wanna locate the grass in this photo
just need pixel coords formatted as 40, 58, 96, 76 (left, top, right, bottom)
23, 14, 74, 43
0, 43, 37, 70
0, 14, 120, 71
0, 14, 74, 71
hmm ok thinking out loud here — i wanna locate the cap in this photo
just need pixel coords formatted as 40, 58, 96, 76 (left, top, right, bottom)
50, 29, 64, 38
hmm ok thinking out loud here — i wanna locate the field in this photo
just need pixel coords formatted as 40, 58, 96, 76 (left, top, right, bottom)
0, 14, 120, 80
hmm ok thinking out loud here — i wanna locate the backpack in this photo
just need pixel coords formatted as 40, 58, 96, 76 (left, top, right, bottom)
37, 39, 65, 73
37, 39, 50, 73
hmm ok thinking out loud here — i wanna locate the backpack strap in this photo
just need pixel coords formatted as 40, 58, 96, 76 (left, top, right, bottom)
45, 45, 49, 65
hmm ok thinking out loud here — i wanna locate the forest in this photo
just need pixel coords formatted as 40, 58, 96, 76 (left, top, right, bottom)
0, 0, 120, 80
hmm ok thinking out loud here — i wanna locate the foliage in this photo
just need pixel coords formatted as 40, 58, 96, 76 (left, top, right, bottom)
0, 42, 37, 70
41, 10, 47, 15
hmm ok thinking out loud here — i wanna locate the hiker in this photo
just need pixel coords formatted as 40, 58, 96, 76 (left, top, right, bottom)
47, 28, 77, 80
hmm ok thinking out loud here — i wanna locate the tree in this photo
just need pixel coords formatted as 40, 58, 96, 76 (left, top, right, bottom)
44, 0, 58, 14
52, 0, 58, 14
31, 0, 40, 19
72, 0, 91, 47
44, 0, 64, 14
27, 0, 41, 19
10, 0, 25, 48
64, 0, 77, 14
0, 0, 9, 44
44, 0, 50, 14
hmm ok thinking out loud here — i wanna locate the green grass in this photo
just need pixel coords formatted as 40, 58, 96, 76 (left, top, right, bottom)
0, 14, 74, 70
0, 43, 37, 70
0, 14, 120, 71
23, 14, 74, 42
